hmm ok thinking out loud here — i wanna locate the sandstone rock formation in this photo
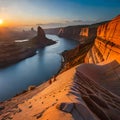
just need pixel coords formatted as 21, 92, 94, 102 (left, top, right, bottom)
31, 26, 56, 48
60, 42, 93, 73
52, 18, 119, 72
45, 21, 108, 43
58, 25, 88, 41
37, 26, 45, 38
85, 15, 120, 63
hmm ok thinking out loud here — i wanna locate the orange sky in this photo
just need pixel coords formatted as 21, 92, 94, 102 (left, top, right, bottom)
0, 0, 120, 29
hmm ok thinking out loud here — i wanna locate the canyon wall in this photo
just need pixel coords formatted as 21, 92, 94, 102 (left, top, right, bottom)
58, 25, 88, 41
85, 15, 120, 63
45, 21, 108, 42
60, 42, 93, 73
45, 16, 120, 72
58, 23, 107, 72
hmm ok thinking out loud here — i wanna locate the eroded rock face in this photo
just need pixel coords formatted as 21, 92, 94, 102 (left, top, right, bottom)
32, 26, 56, 48
85, 15, 120, 63
45, 15, 120, 73
80, 27, 89, 37
59, 25, 98, 72
60, 43, 93, 73
58, 25, 88, 41
80, 27, 97, 38
58, 25, 97, 41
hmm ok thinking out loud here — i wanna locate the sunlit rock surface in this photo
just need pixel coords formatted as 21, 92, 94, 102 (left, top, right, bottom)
85, 15, 120, 63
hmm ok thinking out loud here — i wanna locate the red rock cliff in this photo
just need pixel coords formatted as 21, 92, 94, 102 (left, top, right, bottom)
85, 15, 120, 63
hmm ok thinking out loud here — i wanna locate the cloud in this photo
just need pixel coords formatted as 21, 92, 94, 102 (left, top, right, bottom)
36, 22, 63, 26
72, 20, 83, 23
19, 19, 103, 29
35, 19, 101, 28
36, 22, 66, 28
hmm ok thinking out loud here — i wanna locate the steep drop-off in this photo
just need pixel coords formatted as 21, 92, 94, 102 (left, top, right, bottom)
59, 23, 107, 72
45, 21, 109, 72
49, 17, 120, 68
85, 15, 120, 63
58, 25, 88, 41
60, 42, 93, 73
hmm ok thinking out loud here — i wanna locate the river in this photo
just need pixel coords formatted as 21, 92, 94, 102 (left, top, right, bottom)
0, 34, 79, 101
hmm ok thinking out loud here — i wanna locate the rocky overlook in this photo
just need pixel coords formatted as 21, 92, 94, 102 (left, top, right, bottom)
0, 15, 120, 120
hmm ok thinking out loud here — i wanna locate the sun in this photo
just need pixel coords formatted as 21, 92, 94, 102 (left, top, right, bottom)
0, 19, 3, 25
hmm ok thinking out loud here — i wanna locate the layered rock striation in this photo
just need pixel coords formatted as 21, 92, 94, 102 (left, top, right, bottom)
85, 15, 120, 63
58, 25, 87, 41
45, 21, 108, 42
48, 17, 119, 72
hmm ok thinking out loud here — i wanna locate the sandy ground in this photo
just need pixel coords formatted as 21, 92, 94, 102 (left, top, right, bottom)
0, 60, 120, 120
0, 80, 50, 119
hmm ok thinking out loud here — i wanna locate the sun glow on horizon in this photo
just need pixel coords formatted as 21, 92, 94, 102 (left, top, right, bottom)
0, 19, 3, 25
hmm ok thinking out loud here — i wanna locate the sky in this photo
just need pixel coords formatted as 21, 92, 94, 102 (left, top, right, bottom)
0, 0, 120, 29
